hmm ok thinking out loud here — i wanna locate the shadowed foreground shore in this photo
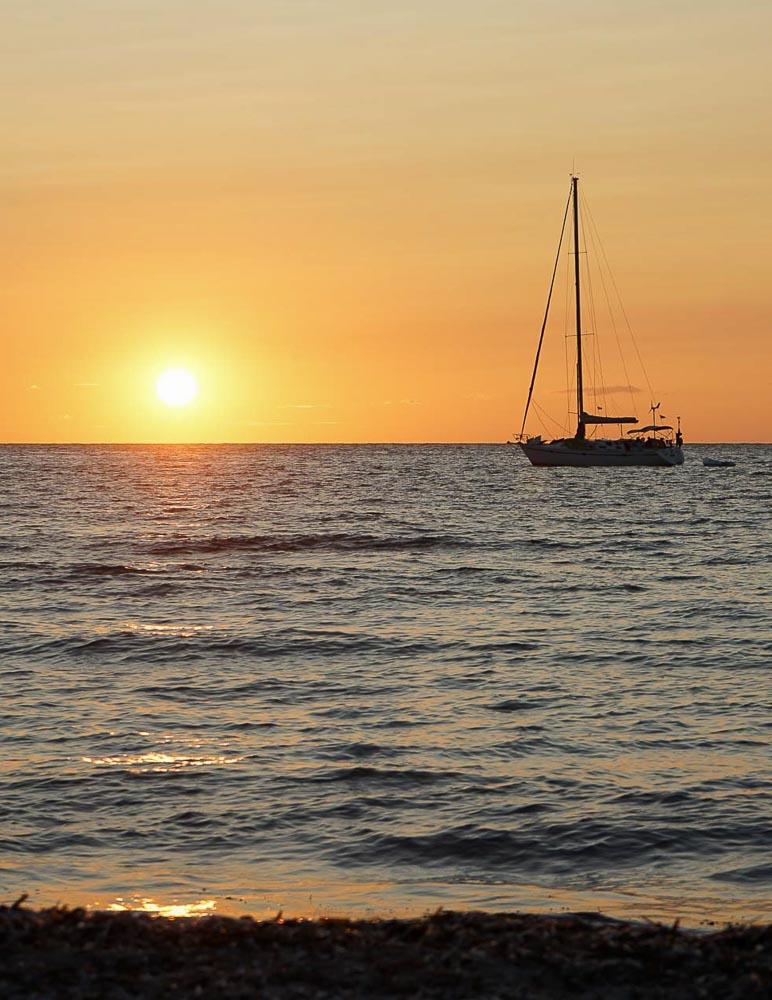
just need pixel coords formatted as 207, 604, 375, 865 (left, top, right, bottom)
1, 906, 769, 999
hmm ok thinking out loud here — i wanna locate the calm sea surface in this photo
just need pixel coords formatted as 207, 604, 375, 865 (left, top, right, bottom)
1, 444, 770, 925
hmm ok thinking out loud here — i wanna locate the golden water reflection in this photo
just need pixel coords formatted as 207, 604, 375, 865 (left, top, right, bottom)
82, 751, 243, 773
108, 897, 217, 918
81, 730, 244, 773
87, 877, 768, 928
121, 621, 216, 637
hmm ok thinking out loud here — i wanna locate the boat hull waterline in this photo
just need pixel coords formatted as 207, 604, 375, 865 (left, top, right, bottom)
521, 439, 684, 467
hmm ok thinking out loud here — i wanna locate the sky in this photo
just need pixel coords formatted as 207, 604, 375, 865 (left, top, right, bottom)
1, 1, 770, 442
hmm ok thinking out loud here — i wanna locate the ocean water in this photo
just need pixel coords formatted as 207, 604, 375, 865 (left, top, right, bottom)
1, 444, 770, 925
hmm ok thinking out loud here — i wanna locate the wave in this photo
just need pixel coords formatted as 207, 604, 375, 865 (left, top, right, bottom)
287, 765, 463, 786
142, 531, 470, 557
711, 862, 772, 884
10, 632, 445, 664
71, 561, 205, 577
486, 698, 552, 712
7, 624, 450, 663
336, 818, 772, 874
68, 563, 158, 576
0, 831, 105, 854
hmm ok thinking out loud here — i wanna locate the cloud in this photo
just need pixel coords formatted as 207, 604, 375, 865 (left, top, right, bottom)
554, 384, 642, 395
600, 385, 643, 395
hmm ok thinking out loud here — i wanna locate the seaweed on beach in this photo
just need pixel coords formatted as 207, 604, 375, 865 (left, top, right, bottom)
0, 905, 769, 999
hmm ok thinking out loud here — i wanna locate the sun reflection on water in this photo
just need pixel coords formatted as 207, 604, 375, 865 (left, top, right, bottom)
82, 751, 243, 773
82, 729, 244, 773
108, 897, 217, 918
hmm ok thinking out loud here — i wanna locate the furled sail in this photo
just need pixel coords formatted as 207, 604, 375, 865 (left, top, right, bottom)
580, 411, 638, 425
628, 425, 673, 433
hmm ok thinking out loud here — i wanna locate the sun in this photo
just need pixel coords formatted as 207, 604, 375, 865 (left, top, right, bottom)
156, 368, 198, 407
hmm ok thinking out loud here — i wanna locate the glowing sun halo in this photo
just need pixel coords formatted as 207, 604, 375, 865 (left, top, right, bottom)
156, 368, 198, 407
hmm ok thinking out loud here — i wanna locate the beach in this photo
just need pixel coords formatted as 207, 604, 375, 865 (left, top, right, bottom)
2, 904, 769, 998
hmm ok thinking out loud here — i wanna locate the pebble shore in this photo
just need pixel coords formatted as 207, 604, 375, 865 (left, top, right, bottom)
1, 905, 769, 998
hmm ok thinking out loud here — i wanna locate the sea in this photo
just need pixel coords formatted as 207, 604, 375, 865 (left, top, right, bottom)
1, 444, 770, 926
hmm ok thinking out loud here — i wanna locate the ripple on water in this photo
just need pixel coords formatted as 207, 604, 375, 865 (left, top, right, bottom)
0, 444, 769, 923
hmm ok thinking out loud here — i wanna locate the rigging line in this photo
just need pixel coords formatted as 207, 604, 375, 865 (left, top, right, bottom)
578, 202, 597, 426
582, 194, 655, 403
563, 248, 573, 431
581, 196, 628, 407
532, 398, 568, 435
563, 238, 573, 431
579, 199, 610, 425
579, 201, 599, 411
582, 197, 636, 419
533, 405, 549, 436
531, 399, 556, 437
519, 185, 572, 440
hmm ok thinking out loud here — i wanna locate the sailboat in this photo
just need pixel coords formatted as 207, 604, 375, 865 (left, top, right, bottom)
518, 176, 684, 468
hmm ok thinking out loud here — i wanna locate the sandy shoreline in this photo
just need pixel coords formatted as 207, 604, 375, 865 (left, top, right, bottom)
1, 905, 769, 998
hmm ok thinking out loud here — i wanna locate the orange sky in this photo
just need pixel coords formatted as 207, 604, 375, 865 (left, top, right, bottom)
2, 2, 770, 442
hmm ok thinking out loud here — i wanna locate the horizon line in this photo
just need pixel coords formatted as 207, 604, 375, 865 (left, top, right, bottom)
0, 441, 767, 448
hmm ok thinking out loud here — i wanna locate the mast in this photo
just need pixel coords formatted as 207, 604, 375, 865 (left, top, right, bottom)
572, 175, 585, 439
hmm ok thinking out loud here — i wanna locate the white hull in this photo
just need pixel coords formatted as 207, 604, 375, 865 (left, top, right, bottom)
520, 438, 684, 468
